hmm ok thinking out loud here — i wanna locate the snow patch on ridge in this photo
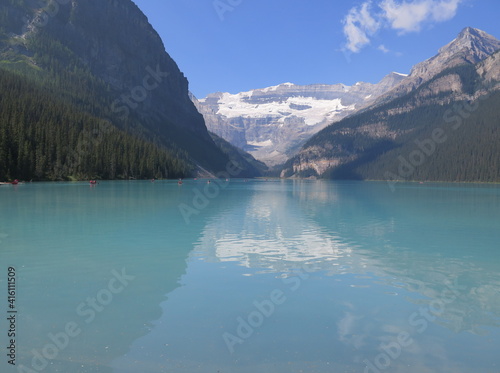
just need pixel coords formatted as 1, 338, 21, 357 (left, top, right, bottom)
248, 139, 274, 147
216, 92, 355, 127
260, 82, 295, 93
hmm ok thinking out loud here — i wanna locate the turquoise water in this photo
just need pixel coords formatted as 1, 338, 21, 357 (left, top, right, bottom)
1, 180, 499, 373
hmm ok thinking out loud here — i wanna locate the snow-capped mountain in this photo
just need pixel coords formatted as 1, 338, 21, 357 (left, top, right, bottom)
193, 73, 406, 166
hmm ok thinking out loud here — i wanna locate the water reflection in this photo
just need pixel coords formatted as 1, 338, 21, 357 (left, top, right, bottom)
0, 181, 238, 373
190, 181, 500, 361
3, 181, 498, 372
193, 181, 357, 273
112, 180, 500, 372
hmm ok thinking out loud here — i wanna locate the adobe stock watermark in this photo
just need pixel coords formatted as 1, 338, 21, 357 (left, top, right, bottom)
223, 263, 316, 354
362, 278, 466, 373
178, 160, 242, 224
30, 0, 70, 29
66, 65, 170, 175
64, 119, 114, 175
111, 65, 170, 120
213, 0, 243, 21
385, 93, 491, 192
16, 268, 135, 373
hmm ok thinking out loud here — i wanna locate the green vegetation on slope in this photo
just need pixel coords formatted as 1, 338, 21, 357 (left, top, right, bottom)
0, 67, 189, 181
285, 63, 500, 182
355, 91, 500, 182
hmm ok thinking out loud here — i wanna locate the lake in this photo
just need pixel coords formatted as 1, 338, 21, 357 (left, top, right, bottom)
1, 180, 499, 373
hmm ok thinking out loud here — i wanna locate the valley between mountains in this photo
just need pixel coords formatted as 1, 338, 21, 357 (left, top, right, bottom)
195, 27, 500, 182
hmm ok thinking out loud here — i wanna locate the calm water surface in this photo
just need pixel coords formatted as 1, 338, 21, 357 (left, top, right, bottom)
0, 180, 499, 373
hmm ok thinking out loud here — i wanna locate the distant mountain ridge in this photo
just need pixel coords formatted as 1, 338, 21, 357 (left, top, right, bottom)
193, 73, 407, 166
281, 27, 500, 183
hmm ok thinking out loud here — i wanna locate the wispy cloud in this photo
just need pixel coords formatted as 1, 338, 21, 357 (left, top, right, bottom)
343, 2, 380, 53
381, 0, 462, 33
342, 0, 464, 53
378, 44, 390, 53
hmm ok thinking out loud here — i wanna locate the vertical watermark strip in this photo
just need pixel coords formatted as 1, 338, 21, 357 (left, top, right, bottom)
6, 267, 17, 366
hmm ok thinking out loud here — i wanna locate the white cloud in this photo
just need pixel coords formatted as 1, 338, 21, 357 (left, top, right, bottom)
429, 0, 462, 22
381, 0, 462, 33
378, 44, 390, 53
343, 2, 380, 53
342, 0, 463, 53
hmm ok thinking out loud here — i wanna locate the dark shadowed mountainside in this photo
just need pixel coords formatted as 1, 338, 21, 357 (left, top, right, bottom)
0, 0, 261, 180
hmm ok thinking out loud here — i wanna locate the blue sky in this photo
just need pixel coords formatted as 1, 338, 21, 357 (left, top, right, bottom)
132, 0, 500, 98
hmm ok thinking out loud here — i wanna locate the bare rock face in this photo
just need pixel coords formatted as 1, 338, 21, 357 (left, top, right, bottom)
412, 27, 500, 77
477, 50, 500, 85
194, 73, 406, 166
191, 93, 248, 147
61, 0, 208, 136
419, 74, 464, 97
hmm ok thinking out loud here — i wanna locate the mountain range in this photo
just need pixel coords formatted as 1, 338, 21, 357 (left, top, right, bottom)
193, 72, 407, 166
0, 1, 498, 183
196, 27, 500, 181
193, 26, 499, 182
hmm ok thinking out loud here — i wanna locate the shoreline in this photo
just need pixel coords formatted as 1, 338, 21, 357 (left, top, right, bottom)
1, 178, 499, 186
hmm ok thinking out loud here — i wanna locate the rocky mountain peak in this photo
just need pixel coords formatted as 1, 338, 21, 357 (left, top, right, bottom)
369, 27, 499, 107
437, 27, 500, 59
458, 26, 485, 38
410, 27, 500, 79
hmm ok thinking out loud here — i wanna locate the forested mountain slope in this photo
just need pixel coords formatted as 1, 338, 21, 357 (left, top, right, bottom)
0, 0, 260, 180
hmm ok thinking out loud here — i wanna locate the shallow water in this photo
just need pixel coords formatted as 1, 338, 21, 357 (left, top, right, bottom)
1, 180, 499, 373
